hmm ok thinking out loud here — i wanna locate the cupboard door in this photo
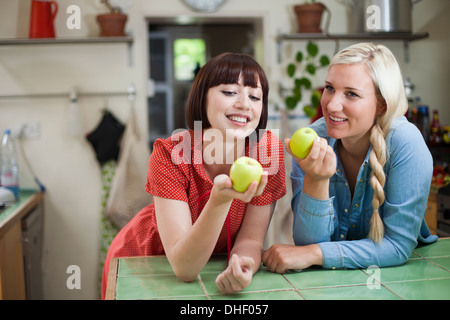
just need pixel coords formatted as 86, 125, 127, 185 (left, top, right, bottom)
426, 191, 437, 235
0, 221, 26, 300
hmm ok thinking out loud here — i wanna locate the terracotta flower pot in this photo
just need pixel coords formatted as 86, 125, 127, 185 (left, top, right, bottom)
96, 13, 127, 37
294, 3, 326, 33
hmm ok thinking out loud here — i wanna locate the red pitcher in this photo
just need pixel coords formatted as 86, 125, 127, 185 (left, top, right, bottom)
29, 0, 58, 38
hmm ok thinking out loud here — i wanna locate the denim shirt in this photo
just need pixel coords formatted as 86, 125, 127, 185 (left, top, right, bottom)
291, 116, 438, 269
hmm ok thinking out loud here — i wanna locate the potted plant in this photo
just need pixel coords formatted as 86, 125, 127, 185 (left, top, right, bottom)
294, 1, 328, 33
96, 0, 128, 37
284, 41, 330, 120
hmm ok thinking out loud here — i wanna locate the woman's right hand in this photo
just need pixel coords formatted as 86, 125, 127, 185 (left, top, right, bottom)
285, 137, 336, 200
286, 137, 336, 181
211, 171, 268, 205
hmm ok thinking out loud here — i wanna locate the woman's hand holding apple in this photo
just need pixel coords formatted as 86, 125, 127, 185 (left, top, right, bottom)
286, 128, 336, 200
211, 168, 268, 205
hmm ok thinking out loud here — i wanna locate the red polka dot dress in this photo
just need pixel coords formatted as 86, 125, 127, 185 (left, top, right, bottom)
101, 129, 286, 299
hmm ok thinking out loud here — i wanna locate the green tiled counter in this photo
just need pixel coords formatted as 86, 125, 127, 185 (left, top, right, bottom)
106, 238, 450, 300
0, 189, 42, 234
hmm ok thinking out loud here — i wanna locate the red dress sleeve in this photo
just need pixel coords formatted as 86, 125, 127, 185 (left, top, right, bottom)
249, 130, 287, 206
145, 134, 190, 203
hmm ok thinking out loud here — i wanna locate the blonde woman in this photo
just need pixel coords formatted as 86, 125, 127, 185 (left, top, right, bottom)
263, 43, 437, 272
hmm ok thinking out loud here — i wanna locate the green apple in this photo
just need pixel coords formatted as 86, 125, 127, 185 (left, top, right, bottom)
290, 127, 318, 159
229, 156, 263, 192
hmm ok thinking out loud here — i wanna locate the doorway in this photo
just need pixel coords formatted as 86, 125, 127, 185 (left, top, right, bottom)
146, 17, 264, 149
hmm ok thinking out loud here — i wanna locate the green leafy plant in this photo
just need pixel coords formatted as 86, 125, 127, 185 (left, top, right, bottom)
284, 41, 330, 118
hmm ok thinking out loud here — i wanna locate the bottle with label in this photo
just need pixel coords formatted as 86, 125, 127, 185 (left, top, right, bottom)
410, 107, 418, 126
0, 129, 19, 200
443, 126, 450, 144
429, 109, 443, 145
417, 105, 430, 142
404, 78, 415, 120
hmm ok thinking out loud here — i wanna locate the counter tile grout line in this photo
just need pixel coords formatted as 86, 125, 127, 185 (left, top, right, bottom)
117, 273, 175, 278
359, 270, 407, 300
206, 288, 306, 300
360, 268, 384, 288
421, 257, 450, 272
197, 274, 211, 300
208, 288, 299, 295
281, 273, 306, 300
413, 252, 450, 259
298, 283, 378, 290
379, 282, 406, 300
382, 276, 450, 284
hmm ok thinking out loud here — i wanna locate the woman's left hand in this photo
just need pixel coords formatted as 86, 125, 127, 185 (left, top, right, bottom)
262, 244, 323, 273
215, 254, 254, 294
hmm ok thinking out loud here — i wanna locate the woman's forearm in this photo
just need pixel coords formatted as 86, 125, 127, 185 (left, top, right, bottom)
230, 239, 263, 274
168, 199, 232, 282
292, 191, 335, 246
302, 174, 330, 200
229, 203, 275, 275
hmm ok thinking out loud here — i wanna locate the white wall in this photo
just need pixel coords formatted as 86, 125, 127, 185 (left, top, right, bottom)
409, 0, 450, 122
0, 0, 448, 299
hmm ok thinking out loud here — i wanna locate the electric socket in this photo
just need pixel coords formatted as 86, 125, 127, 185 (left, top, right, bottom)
11, 122, 40, 139
23, 122, 40, 139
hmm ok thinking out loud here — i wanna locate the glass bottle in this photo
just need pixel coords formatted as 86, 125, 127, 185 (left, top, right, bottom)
429, 109, 443, 145
1, 129, 19, 199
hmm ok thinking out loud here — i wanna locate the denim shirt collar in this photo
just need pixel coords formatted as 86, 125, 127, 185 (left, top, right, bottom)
328, 137, 372, 183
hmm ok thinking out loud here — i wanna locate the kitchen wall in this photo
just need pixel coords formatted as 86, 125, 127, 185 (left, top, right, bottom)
407, 1, 450, 122
0, 0, 448, 299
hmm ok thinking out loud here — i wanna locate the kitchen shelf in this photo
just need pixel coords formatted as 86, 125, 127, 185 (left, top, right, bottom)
277, 32, 429, 42
0, 35, 133, 45
277, 32, 429, 62
0, 35, 134, 66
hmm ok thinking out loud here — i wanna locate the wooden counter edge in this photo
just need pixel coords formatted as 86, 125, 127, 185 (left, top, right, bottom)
105, 257, 119, 300
0, 192, 43, 239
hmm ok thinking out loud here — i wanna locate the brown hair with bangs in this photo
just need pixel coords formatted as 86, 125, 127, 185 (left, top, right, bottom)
185, 52, 269, 136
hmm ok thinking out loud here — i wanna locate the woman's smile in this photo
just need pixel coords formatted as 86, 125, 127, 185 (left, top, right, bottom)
206, 76, 262, 139
226, 114, 251, 126
329, 114, 347, 123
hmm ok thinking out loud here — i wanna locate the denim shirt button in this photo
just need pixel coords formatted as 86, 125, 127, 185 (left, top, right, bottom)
340, 234, 345, 239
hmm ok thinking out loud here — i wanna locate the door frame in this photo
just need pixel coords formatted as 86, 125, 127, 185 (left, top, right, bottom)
146, 12, 269, 70
145, 13, 269, 147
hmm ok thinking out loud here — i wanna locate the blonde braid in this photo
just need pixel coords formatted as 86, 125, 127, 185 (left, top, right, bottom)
368, 121, 387, 243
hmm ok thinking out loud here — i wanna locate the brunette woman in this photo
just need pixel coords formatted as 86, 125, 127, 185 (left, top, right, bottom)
102, 53, 286, 298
